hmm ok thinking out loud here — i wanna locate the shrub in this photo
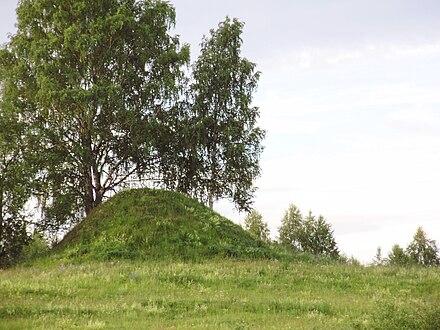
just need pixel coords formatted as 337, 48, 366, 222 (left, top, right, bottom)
387, 244, 411, 266
368, 298, 440, 329
0, 218, 30, 268
340, 254, 362, 266
20, 231, 49, 261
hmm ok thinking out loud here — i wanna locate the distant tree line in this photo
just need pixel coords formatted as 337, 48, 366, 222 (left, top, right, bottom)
373, 227, 439, 267
243, 204, 340, 259
0, 0, 264, 266
244, 207, 439, 267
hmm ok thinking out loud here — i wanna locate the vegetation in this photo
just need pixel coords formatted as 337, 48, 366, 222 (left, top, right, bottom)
188, 17, 264, 211
0, 0, 191, 231
406, 227, 439, 266
0, 259, 439, 329
278, 204, 303, 249
279, 204, 339, 258
0, 1, 438, 327
371, 247, 384, 266
387, 244, 411, 266
0, 98, 36, 266
0, 188, 438, 328
385, 227, 439, 267
0, 0, 264, 256
243, 210, 270, 242
52, 188, 277, 262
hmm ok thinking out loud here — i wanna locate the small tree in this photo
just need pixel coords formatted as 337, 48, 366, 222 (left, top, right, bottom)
278, 204, 303, 251
406, 227, 439, 266
372, 246, 384, 266
278, 205, 339, 257
302, 212, 339, 257
189, 17, 265, 211
387, 244, 411, 266
243, 211, 270, 242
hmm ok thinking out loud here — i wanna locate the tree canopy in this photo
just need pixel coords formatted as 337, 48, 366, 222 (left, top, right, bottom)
0, 0, 191, 230
190, 17, 264, 211
0, 90, 36, 265
406, 227, 439, 266
243, 210, 270, 242
278, 204, 339, 258
0, 1, 264, 242
158, 17, 264, 212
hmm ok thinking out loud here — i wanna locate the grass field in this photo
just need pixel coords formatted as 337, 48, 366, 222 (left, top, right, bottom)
1, 259, 439, 329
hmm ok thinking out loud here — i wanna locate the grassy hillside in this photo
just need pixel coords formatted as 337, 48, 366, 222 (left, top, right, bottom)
54, 188, 278, 262
1, 260, 439, 329
1, 188, 439, 328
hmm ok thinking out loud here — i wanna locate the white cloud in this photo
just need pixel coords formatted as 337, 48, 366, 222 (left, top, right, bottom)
260, 42, 440, 73
389, 108, 440, 135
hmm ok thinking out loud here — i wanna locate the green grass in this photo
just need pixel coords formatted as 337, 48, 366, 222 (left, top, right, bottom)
54, 188, 279, 262
1, 188, 439, 328
1, 260, 439, 329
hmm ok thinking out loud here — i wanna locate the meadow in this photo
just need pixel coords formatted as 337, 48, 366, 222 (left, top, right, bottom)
1, 258, 439, 329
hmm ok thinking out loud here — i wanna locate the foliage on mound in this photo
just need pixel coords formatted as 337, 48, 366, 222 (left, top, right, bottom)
54, 189, 277, 261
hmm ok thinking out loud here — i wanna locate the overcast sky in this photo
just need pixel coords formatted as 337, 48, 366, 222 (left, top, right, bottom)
1, 0, 440, 262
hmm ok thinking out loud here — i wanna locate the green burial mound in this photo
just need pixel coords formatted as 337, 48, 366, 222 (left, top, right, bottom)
55, 188, 276, 261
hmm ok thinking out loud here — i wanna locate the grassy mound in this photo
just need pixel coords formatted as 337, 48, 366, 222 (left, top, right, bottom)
54, 188, 277, 261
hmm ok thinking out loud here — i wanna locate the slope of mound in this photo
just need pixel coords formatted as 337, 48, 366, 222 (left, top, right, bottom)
55, 188, 276, 261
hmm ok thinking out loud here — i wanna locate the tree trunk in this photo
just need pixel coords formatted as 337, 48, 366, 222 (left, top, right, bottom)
208, 194, 214, 209
92, 161, 103, 208
0, 184, 3, 242
208, 143, 216, 210
83, 129, 96, 216
84, 170, 94, 216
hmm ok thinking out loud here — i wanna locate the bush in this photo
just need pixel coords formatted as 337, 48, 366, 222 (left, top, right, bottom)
0, 218, 30, 268
387, 244, 411, 266
368, 298, 440, 329
339, 254, 362, 266
20, 231, 49, 261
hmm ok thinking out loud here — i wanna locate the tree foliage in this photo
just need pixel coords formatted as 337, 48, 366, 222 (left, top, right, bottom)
165, 17, 264, 212
406, 227, 439, 266
371, 246, 384, 266
0, 95, 35, 266
387, 244, 411, 266
0, 0, 190, 231
243, 211, 270, 242
386, 227, 439, 267
278, 204, 303, 250
0, 2, 264, 249
278, 205, 339, 257
302, 212, 339, 257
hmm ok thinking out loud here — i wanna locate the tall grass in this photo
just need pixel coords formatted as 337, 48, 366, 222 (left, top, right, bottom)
2, 188, 438, 328
1, 260, 439, 329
